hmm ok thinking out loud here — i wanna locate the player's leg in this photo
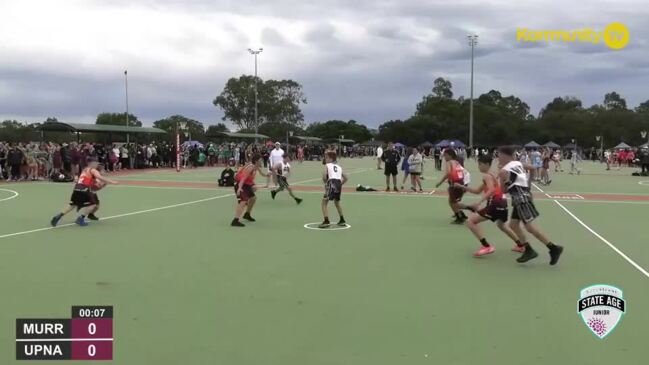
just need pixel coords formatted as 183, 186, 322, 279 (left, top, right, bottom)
495, 220, 524, 252
243, 196, 257, 222
75, 203, 96, 226
465, 214, 495, 256
51, 204, 75, 227
334, 200, 346, 226
319, 199, 331, 228
401, 171, 409, 190
231, 200, 247, 227
392, 174, 398, 191
523, 220, 563, 265
286, 186, 302, 204
385, 174, 390, 191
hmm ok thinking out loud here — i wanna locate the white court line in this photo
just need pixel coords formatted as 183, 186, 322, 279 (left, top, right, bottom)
0, 188, 19, 202
575, 194, 585, 200
428, 190, 436, 195
0, 168, 373, 240
532, 183, 649, 279
0, 193, 234, 240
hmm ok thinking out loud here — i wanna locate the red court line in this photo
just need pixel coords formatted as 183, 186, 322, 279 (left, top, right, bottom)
115, 180, 649, 202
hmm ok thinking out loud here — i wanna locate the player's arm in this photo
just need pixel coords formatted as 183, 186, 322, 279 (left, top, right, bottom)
341, 172, 348, 185
256, 165, 271, 177
498, 168, 509, 188
435, 163, 451, 188
92, 169, 118, 185
473, 174, 495, 207
322, 166, 328, 184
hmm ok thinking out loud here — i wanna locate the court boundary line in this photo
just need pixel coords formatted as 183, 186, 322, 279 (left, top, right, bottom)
532, 183, 649, 279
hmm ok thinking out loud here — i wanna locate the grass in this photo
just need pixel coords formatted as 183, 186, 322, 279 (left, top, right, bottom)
0, 158, 647, 364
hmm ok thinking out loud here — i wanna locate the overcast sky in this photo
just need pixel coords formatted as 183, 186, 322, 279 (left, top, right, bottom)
1, 0, 648, 128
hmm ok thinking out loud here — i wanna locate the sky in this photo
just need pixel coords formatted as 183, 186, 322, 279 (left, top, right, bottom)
1, 0, 648, 128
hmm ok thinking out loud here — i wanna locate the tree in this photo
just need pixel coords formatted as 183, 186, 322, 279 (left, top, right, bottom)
635, 100, 649, 114
206, 123, 230, 137
213, 75, 307, 131
432, 77, 453, 99
539, 96, 582, 118
96, 113, 142, 127
153, 115, 205, 141
603, 92, 627, 110
305, 120, 372, 142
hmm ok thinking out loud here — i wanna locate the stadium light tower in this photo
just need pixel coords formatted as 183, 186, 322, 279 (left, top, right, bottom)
247, 48, 264, 140
642, 130, 648, 145
467, 34, 478, 148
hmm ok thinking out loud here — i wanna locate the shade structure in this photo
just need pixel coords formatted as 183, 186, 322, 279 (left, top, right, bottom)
543, 141, 560, 148
394, 142, 405, 148
614, 142, 632, 149
421, 141, 434, 147
524, 141, 541, 148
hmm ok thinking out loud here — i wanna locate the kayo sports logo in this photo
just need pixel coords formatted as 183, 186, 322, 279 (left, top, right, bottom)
516, 22, 629, 49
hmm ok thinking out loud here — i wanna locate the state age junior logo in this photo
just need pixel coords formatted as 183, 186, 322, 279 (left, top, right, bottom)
578, 285, 626, 339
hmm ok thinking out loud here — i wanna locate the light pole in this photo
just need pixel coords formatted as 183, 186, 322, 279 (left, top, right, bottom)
247, 48, 263, 139
286, 130, 294, 157
468, 34, 478, 149
124, 70, 129, 144
642, 130, 648, 146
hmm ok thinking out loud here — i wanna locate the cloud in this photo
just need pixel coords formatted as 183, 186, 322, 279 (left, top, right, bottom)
1, 0, 648, 127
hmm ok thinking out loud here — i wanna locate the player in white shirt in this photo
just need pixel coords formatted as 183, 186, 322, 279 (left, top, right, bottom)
270, 155, 302, 204
497, 146, 564, 265
319, 151, 348, 228
267, 142, 285, 187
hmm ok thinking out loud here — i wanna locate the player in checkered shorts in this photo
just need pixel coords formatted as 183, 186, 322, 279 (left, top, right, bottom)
497, 146, 564, 265
270, 155, 302, 205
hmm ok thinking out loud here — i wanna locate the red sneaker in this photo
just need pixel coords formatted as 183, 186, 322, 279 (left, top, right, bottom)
511, 245, 525, 253
474, 246, 495, 257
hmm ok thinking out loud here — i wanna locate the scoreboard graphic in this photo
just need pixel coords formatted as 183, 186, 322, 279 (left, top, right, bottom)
16, 306, 113, 361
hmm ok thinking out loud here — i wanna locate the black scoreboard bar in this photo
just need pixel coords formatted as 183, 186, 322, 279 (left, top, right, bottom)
16, 306, 113, 361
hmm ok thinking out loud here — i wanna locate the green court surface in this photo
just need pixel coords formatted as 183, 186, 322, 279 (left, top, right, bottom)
1, 159, 647, 364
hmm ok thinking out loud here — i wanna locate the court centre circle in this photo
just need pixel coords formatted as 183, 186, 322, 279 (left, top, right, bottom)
0, 189, 19, 202
303, 222, 352, 231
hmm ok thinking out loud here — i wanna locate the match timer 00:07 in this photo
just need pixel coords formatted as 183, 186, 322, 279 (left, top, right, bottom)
16, 306, 113, 360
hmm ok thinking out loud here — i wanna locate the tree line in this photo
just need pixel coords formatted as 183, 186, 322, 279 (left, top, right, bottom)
3, 75, 649, 148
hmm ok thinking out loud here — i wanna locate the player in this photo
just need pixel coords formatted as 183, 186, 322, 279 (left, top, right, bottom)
319, 151, 348, 228
50, 158, 118, 227
455, 154, 524, 256
497, 146, 564, 265
435, 149, 468, 224
270, 155, 303, 204
231, 154, 272, 227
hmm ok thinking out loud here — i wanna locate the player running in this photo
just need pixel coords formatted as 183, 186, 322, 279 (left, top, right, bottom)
455, 154, 523, 256
319, 151, 348, 228
497, 146, 564, 265
270, 155, 303, 204
435, 149, 469, 224
50, 158, 118, 227
231, 154, 272, 227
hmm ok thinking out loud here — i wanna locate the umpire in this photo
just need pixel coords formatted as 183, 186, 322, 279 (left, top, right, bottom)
382, 142, 401, 191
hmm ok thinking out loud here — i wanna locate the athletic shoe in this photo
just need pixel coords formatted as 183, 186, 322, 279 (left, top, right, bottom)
87, 213, 99, 221
295, 198, 303, 205
271, 190, 277, 200
337, 219, 347, 226
516, 247, 539, 263
549, 245, 564, 265
318, 221, 331, 228
393, 187, 399, 192
242, 213, 256, 222
231, 219, 245, 227
511, 245, 525, 253
400, 186, 404, 190
50, 215, 61, 227
75, 216, 88, 227
474, 246, 495, 257
385, 187, 390, 192
451, 218, 465, 225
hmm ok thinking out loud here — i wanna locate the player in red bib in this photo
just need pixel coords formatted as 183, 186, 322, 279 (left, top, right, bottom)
231, 154, 272, 227
50, 158, 118, 227
435, 149, 468, 224
454, 155, 523, 256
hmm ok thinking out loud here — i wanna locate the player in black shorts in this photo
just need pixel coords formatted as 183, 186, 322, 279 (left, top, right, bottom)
270, 155, 302, 204
319, 152, 348, 228
455, 155, 522, 256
